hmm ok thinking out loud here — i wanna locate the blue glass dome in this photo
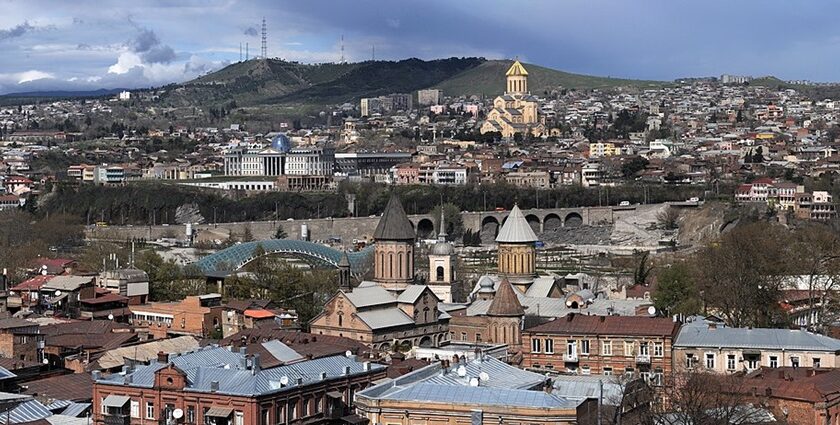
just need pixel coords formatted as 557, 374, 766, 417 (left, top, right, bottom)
270, 134, 292, 153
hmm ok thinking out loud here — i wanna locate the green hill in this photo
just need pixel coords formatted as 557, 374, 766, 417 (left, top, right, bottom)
163, 57, 669, 108
435, 60, 668, 97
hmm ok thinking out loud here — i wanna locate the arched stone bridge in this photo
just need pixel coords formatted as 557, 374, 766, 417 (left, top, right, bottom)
409, 207, 614, 240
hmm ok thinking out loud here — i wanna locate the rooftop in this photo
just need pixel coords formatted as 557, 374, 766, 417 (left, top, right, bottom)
526, 313, 679, 337
675, 326, 840, 352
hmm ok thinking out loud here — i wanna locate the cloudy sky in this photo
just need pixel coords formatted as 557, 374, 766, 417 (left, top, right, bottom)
2, 0, 840, 94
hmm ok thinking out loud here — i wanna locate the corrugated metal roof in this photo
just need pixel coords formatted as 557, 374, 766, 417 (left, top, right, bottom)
379, 383, 577, 409
94, 336, 200, 370
495, 205, 538, 243
396, 285, 427, 303
344, 282, 396, 308
8, 399, 52, 423
59, 403, 90, 418
675, 326, 840, 351
260, 340, 303, 364
355, 309, 414, 330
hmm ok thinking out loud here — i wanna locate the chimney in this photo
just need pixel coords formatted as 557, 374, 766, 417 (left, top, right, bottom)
708, 322, 717, 330
252, 354, 261, 375
91, 370, 101, 381
320, 372, 328, 380
157, 351, 168, 364
566, 313, 575, 322
343, 366, 351, 376
239, 347, 247, 355
363, 361, 371, 371
124, 374, 133, 385
210, 381, 219, 392
296, 377, 303, 385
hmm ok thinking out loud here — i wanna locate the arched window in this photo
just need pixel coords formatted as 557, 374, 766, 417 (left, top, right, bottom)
398, 252, 404, 278
503, 326, 507, 343
389, 253, 394, 277
338, 313, 343, 327
423, 307, 430, 323
436, 266, 444, 281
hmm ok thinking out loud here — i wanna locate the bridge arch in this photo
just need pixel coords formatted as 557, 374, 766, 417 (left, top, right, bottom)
543, 213, 562, 232
564, 212, 583, 228
193, 239, 374, 276
416, 218, 435, 239
525, 214, 541, 234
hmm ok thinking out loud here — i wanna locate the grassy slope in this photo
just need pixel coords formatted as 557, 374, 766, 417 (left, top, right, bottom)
434, 60, 669, 97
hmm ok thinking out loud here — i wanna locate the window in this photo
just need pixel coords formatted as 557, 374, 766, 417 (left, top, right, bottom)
289, 400, 298, 420
814, 357, 821, 368
769, 356, 778, 368
653, 342, 663, 357
532, 363, 540, 369
624, 367, 634, 378
603, 367, 613, 376
187, 406, 195, 424
746, 355, 759, 370
639, 342, 650, 356
460, 332, 467, 341
544, 339, 554, 354
602, 341, 612, 356
581, 340, 590, 355
260, 407, 269, 425
130, 400, 140, 418
475, 333, 482, 342
790, 356, 799, 368
624, 341, 635, 356
316, 396, 323, 413
652, 367, 664, 386
685, 353, 696, 368
234, 411, 244, 425
640, 371, 651, 383
727, 354, 736, 370
275, 404, 285, 424
100, 398, 106, 414
532, 338, 542, 353
146, 402, 155, 420
705, 353, 715, 369
581, 365, 591, 375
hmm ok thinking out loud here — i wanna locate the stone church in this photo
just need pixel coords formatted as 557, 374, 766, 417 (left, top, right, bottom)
310, 196, 450, 351
480, 60, 545, 138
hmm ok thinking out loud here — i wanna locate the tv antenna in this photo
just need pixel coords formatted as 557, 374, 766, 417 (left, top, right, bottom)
261, 17, 267, 59
340, 34, 345, 64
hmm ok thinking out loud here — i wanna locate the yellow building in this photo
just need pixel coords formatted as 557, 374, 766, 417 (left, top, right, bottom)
589, 141, 622, 157
480, 60, 545, 138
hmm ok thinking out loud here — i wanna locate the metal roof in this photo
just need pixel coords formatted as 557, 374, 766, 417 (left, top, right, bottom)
59, 403, 91, 418
8, 398, 52, 423
260, 340, 304, 364
382, 383, 577, 409
675, 326, 840, 352
396, 285, 428, 304
355, 309, 415, 330
94, 336, 200, 370
344, 281, 397, 308
495, 205, 538, 243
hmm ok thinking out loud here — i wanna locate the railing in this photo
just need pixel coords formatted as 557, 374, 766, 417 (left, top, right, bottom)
564, 353, 579, 362
103, 414, 130, 425
635, 354, 651, 364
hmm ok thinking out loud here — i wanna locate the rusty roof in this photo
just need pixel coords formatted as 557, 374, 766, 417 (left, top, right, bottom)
525, 313, 679, 337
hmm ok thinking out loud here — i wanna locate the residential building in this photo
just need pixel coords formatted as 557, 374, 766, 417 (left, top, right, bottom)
129, 294, 224, 339
736, 367, 840, 425
673, 321, 840, 374
92, 346, 386, 425
0, 318, 43, 364
505, 170, 551, 188
335, 152, 413, 178
522, 314, 679, 384
417, 89, 442, 106
97, 269, 149, 305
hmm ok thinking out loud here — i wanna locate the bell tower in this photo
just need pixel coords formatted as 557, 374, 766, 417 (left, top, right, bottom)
428, 208, 456, 302
373, 196, 416, 292
505, 59, 529, 95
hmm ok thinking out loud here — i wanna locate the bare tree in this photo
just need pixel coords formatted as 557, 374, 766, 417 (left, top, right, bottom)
657, 206, 681, 230
790, 223, 840, 332
654, 370, 770, 425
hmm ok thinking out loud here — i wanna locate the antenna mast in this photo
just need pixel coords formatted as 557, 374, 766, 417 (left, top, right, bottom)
371, 44, 375, 61
340, 34, 345, 64
239, 42, 243, 62
261, 17, 267, 59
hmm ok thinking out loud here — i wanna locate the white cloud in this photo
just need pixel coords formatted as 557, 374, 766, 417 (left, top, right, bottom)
16, 70, 54, 84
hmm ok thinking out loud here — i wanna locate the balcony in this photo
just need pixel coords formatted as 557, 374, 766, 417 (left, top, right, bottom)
104, 414, 130, 425
564, 353, 579, 363
635, 354, 651, 364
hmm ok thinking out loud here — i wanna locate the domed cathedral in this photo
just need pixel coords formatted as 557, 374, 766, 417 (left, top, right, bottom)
427, 209, 460, 303
496, 204, 539, 293
480, 59, 545, 138
372, 196, 416, 292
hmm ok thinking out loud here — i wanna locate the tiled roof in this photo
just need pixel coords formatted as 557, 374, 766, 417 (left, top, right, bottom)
10, 275, 54, 291
23, 373, 93, 402
220, 329, 368, 360
487, 278, 524, 317
373, 196, 415, 241
92, 336, 199, 370
526, 313, 678, 337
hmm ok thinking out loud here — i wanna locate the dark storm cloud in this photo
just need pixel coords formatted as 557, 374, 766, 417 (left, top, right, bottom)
244, 27, 258, 37
129, 27, 176, 64
0, 22, 34, 41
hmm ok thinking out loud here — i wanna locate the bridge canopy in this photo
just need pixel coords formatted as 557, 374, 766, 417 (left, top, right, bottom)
193, 239, 373, 276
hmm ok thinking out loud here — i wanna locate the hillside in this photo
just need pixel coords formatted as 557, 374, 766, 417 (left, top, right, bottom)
161, 57, 670, 109
434, 60, 669, 97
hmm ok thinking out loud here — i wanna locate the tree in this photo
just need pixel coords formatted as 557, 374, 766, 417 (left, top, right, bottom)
752, 146, 764, 163
241, 224, 254, 242
274, 226, 288, 239
694, 223, 790, 328
653, 262, 702, 317
655, 370, 767, 425
633, 250, 654, 286
621, 156, 649, 179
656, 206, 680, 230
790, 223, 840, 332
430, 203, 464, 240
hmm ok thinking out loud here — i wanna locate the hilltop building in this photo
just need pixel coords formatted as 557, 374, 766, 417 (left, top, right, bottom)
480, 60, 545, 138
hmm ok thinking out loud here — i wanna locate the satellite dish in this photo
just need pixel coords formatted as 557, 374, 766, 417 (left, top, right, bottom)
479, 372, 490, 382
107, 313, 115, 321
469, 377, 479, 387
647, 306, 657, 316
565, 300, 572, 307
279, 376, 289, 386
457, 366, 467, 377
54, 290, 62, 297
173, 409, 184, 419
345, 350, 352, 357
42, 358, 49, 365
227, 311, 235, 318
41, 266, 48, 276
